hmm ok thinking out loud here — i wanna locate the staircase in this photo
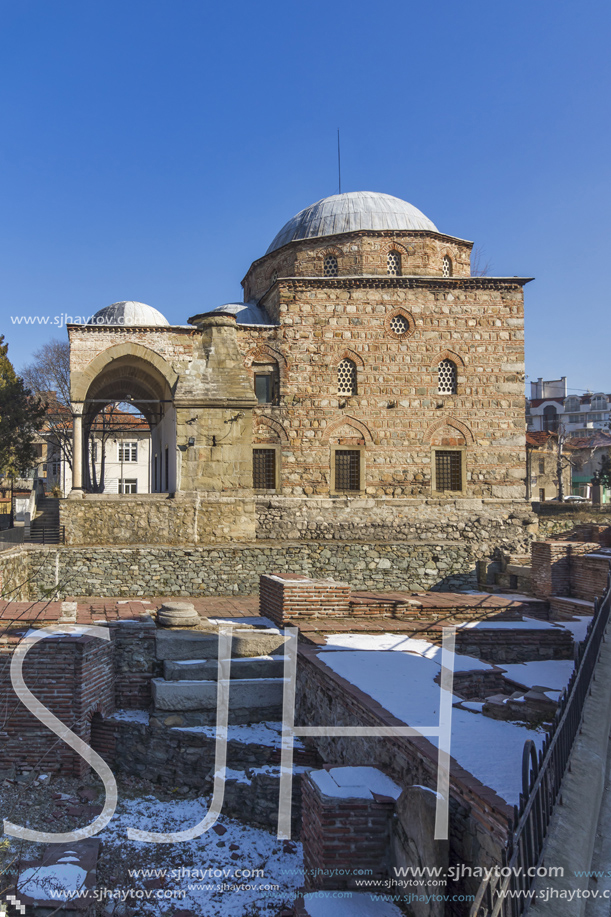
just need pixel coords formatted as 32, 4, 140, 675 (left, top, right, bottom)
27, 496, 63, 544
150, 622, 318, 833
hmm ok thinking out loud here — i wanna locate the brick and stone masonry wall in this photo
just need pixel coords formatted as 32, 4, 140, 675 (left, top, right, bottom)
531, 540, 609, 601
571, 554, 611, 602
3, 541, 490, 600
300, 774, 395, 890
535, 504, 611, 539
295, 647, 510, 912
109, 620, 156, 709
0, 634, 114, 776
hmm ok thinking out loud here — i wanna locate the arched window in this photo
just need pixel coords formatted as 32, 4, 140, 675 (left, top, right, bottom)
337, 358, 357, 396
324, 254, 338, 277
564, 396, 580, 412
442, 255, 452, 277
438, 359, 457, 394
591, 393, 608, 411
387, 250, 402, 276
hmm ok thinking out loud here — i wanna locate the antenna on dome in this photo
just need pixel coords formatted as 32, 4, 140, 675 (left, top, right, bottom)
337, 129, 342, 195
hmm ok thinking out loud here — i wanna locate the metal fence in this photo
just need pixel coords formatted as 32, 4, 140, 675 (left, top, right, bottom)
26, 525, 65, 545
471, 564, 611, 917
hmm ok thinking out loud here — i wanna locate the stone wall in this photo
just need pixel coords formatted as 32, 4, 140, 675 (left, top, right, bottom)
256, 496, 536, 551
60, 493, 256, 546
0, 545, 31, 601
21, 541, 487, 599
535, 503, 611, 538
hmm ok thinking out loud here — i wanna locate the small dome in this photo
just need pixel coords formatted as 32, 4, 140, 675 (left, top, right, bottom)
266, 191, 438, 254
204, 301, 277, 327
88, 301, 169, 327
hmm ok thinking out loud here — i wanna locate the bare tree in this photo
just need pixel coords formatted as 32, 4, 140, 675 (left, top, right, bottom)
22, 340, 73, 474
471, 246, 491, 277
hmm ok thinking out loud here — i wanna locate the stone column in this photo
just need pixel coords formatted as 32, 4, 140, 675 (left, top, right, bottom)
71, 410, 84, 494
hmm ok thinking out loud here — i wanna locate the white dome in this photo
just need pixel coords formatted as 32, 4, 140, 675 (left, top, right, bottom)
88, 301, 170, 327
266, 191, 438, 254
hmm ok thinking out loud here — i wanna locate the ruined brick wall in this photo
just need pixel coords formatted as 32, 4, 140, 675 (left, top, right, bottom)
260, 574, 351, 626
295, 649, 509, 910
300, 774, 395, 890
0, 634, 114, 776
110, 620, 156, 709
531, 541, 603, 599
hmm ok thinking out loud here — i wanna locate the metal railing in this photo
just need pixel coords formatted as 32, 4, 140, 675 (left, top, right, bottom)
471, 564, 611, 917
26, 525, 65, 545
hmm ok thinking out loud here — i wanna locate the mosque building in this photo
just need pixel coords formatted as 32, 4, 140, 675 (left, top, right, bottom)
65, 191, 531, 547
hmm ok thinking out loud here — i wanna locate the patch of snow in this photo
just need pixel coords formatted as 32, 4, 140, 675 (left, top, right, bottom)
310, 766, 401, 801
498, 661, 575, 691
322, 646, 546, 804
555, 617, 592, 643
97, 796, 304, 916
208, 616, 277, 629
302, 891, 403, 916
110, 710, 150, 725
173, 721, 305, 749
458, 617, 556, 630
322, 633, 492, 672
218, 765, 311, 785
18, 864, 87, 900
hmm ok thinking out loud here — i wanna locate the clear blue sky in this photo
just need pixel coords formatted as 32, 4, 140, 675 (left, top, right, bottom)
1, 0, 609, 393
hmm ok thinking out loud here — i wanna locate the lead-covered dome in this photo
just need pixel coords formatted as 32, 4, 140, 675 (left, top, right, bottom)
88, 301, 169, 327
266, 191, 438, 254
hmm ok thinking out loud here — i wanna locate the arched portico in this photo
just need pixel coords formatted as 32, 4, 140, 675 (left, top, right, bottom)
71, 350, 177, 495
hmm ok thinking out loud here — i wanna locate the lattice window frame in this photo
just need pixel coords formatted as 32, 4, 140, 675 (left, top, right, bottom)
387, 250, 402, 276
442, 255, 453, 277
337, 358, 357, 396
437, 359, 457, 395
323, 254, 339, 277
384, 310, 415, 340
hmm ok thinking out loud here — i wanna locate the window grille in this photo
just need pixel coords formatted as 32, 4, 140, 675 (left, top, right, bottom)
387, 250, 401, 276
539, 488, 546, 502
324, 254, 338, 277
118, 441, 138, 462
335, 450, 360, 491
442, 255, 452, 277
435, 451, 462, 491
337, 358, 357, 396
253, 449, 276, 489
389, 314, 409, 335
438, 359, 457, 394
118, 478, 138, 494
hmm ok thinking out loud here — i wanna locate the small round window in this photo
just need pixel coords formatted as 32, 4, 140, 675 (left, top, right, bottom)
389, 314, 409, 335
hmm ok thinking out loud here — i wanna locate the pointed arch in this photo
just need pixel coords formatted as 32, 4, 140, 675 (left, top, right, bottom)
253, 414, 289, 443
71, 342, 178, 403
431, 348, 466, 369
322, 415, 374, 444
333, 347, 365, 369
424, 417, 474, 445
245, 344, 289, 381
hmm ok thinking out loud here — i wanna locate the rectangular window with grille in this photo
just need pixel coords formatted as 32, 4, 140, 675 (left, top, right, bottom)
253, 449, 276, 489
334, 450, 361, 491
434, 451, 462, 491
118, 478, 138, 494
118, 441, 138, 462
